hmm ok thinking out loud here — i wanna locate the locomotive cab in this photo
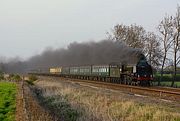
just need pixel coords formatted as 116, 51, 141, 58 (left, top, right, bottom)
136, 54, 153, 86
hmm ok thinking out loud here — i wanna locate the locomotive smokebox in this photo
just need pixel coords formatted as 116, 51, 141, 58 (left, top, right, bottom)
138, 54, 146, 62
136, 53, 153, 86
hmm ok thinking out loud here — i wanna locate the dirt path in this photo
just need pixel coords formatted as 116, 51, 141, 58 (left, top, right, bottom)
15, 82, 26, 121
15, 82, 54, 121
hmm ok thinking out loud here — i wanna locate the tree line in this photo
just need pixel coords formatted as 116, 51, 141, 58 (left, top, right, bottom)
108, 5, 180, 87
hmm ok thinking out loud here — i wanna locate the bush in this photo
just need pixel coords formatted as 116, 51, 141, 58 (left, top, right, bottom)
9, 74, 14, 79
26, 75, 38, 85
8, 74, 21, 81
13, 75, 21, 81
35, 93, 79, 121
29, 75, 38, 82
0, 75, 4, 80
26, 80, 34, 85
0, 71, 4, 80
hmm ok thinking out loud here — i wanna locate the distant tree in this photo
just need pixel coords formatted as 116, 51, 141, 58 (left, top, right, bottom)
0, 70, 4, 80
158, 15, 173, 86
0, 63, 4, 72
171, 5, 180, 87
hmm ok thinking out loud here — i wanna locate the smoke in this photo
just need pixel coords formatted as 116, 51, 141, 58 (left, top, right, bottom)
0, 39, 142, 74
0, 56, 27, 73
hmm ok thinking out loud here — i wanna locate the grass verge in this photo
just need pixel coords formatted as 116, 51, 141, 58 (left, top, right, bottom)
34, 79, 180, 121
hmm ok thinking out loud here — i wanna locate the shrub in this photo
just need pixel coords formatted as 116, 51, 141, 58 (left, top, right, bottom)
29, 75, 38, 82
0, 71, 4, 80
26, 80, 34, 85
13, 75, 21, 81
0, 75, 4, 80
8, 74, 21, 81
34, 91, 79, 121
26, 75, 38, 85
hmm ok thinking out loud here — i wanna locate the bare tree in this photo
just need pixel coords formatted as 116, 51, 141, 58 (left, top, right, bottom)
108, 24, 146, 49
145, 32, 162, 68
158, 15, 173, 86
171, 5, 180, 87
108, 24, 162, 69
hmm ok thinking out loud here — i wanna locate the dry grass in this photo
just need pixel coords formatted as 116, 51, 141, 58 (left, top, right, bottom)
34, 78, 180, 121
16, 82, 54, 121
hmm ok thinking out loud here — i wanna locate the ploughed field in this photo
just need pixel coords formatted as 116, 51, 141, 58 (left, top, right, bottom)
29, 76, 180, 121
0, 82, 16, 121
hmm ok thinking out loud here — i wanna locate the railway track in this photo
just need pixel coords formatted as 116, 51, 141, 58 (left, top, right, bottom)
151, 86, 180, 93
57, 77, 180, 102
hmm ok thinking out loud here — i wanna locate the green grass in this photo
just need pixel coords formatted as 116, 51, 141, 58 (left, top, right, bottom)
153, 81, 180, 87
0, 82, 16, 121
153, 73, 180, 87
154, 73, 180, 82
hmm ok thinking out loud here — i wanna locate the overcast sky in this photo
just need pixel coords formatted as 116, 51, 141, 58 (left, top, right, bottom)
0, 0, 179, 59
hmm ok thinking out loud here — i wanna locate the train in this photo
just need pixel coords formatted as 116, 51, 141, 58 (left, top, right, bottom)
30, 54, 153, 86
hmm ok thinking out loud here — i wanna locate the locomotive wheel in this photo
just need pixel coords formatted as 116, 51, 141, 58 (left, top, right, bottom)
147, 81, 150, 86
139, 81, 150, 87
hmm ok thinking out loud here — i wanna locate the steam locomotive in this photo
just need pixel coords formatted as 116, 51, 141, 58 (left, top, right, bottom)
31, 54, 153, 86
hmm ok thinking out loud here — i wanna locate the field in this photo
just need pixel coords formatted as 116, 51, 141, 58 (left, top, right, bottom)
0, 82, 16, 121
154, 74, 180, 81
153, 74, 180, 87
153, 81, 180, 87
31, 77, 180, 121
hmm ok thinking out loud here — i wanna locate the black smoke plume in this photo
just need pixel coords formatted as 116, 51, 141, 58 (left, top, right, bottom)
0, 39, 142, 73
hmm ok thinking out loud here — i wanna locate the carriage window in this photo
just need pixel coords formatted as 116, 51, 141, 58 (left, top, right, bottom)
107, 68, 109, 72
93, 68, 98, 72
